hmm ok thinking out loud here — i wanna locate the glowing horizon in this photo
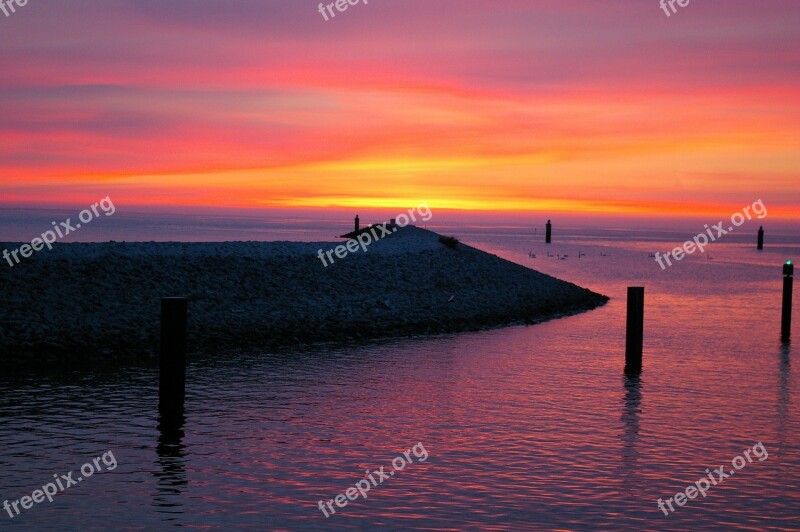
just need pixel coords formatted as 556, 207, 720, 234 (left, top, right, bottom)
1, 1, 799, 218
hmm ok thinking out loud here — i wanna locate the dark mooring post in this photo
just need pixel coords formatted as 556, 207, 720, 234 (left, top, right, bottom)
758, 226, 764, 250
545, 219, 552, 244
625, 287, 645, 371
160, 297, 188, 419
354, 214, 360, 233
782, 261, 793, 342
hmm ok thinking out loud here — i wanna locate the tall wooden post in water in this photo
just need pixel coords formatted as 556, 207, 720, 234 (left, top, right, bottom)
625, 287, 644, 371
355, 215, 360, 233
545, 219, 552, 244
758, 226, 764, 250
782, 261, 794, 342
160, 297, 188, 419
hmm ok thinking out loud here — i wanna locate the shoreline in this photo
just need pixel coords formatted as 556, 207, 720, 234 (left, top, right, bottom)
0, 227, 609, 368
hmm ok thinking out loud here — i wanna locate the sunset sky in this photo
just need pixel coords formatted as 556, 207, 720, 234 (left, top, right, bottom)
0, 0, 799, 218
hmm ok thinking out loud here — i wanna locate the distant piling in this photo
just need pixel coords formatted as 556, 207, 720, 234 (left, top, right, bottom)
758, 226, 764, 250
545, 219, 552, 244
355, 215, 360, 233
782, 261, 793, 342
625, 287, 644, 371
160, 297, 188, 419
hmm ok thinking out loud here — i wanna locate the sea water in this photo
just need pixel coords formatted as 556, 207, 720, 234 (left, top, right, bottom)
0, 217, 798, 530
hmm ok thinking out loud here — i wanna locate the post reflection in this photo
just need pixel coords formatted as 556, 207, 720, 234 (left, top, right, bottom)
153, 412, 187, 517
777, 342, 791, 447
619, 368, 642, 488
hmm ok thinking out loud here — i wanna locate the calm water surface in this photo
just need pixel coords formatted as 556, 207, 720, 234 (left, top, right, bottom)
1, 224, 798, 530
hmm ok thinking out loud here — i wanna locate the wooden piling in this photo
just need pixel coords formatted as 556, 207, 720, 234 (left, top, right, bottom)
160, 297, 188, 418
782, 261, 793, 342
545, 219, 552, 244
758, 226, 764, 250
625, 287, 644, 371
